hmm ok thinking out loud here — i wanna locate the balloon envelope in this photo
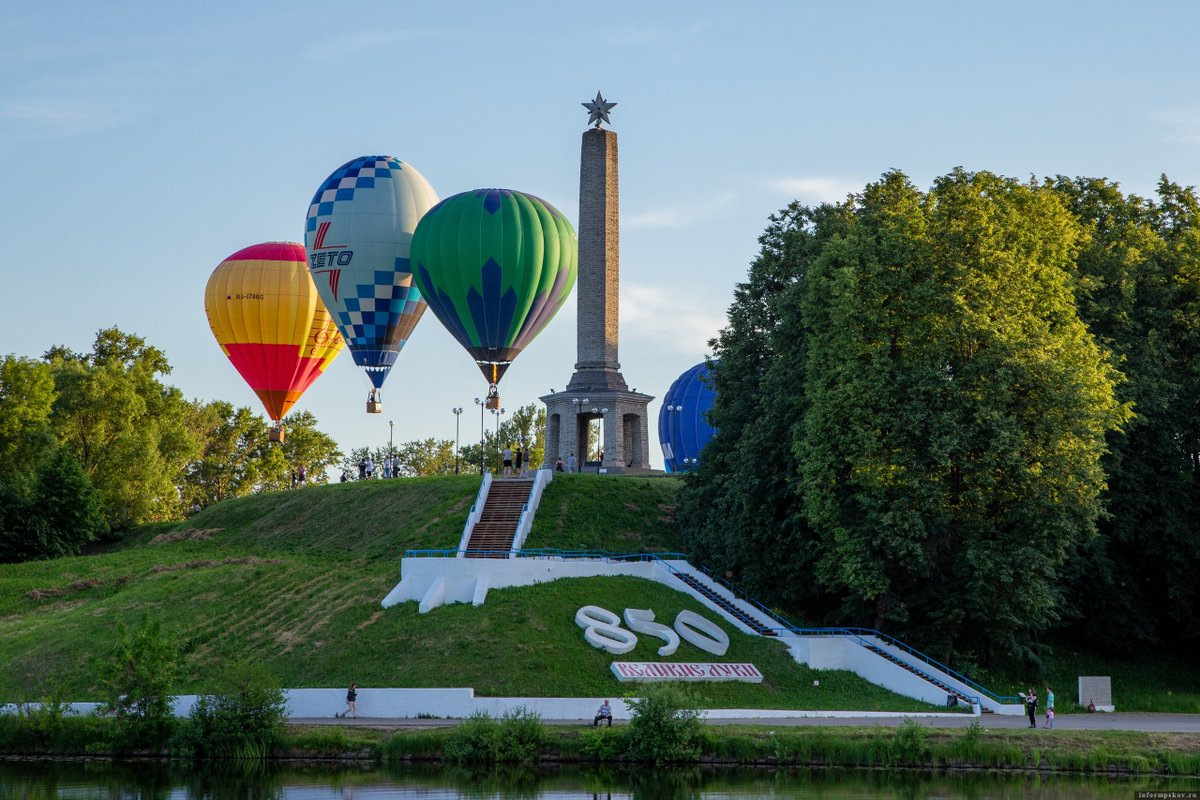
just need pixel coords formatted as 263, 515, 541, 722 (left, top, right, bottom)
410, 188, 577, 386
204, 242, 344, 421
304, 156, 437, 389
658, 362, 717, 473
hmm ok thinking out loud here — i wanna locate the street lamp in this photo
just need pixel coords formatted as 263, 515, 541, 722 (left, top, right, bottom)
388, 420, 394, 457
452, 408, 463, 474
473, 398, 485, 474
665, 404, 682, 471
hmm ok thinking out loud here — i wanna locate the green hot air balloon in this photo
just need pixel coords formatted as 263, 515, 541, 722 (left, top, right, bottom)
411, 189, 577, 406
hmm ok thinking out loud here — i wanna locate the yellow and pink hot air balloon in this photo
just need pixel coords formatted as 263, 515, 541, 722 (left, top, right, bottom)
204, 242, 343, 440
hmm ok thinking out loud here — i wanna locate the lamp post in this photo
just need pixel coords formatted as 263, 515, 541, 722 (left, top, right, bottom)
473, 398, 485, 474
452, 408, 463, 474
666, 404, 681, 471
388, 420, 394, 457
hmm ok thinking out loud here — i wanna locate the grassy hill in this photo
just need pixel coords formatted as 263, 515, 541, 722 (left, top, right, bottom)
0, 474, 933, 711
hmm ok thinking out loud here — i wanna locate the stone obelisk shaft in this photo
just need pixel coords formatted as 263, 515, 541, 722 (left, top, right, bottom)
571, 127, 625, 389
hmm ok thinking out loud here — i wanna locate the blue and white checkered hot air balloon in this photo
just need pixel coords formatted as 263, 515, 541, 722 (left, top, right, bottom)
305, 156, 438, 412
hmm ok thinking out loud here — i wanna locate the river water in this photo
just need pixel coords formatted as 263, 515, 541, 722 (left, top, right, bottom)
1, 761, 1196, 799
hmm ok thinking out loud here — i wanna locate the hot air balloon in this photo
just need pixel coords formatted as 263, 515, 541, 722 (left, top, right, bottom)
658, 362, 717, 473
304, 156, 438, 413
204, 242, 344, 442
410, 188, 577, 407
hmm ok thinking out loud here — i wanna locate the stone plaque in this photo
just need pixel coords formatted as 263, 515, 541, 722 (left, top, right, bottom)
1078, 675, 1113, 711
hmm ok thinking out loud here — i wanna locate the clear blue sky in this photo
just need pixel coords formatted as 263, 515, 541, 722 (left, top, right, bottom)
3, 1, 1198, 468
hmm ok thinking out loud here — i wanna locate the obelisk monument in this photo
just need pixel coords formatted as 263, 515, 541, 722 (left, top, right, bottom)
541, 93, 653, 472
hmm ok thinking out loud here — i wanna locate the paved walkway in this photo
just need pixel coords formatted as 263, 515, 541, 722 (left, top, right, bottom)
289, 713, 1200, 734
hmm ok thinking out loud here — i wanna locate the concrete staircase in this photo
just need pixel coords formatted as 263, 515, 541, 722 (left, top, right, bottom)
464, 479, 533, 557
672, 571, 779, 637
860, 642, 984, 710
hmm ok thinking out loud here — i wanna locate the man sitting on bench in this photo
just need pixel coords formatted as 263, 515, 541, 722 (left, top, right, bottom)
592, 699, 613, 727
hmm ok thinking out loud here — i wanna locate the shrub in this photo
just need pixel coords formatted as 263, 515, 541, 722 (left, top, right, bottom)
578, 726, 628, 760
96, 616, 180, 750
442, 707, 547, 764
889, 719, 930, 766
493, 706, 546, 763
443, 710, 499, 764
624, 683, 703, 763
172, 664, 287, 761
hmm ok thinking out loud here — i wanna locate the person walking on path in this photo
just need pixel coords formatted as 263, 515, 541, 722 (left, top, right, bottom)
336, 682, 358, 718
1044, 685, 1055, 728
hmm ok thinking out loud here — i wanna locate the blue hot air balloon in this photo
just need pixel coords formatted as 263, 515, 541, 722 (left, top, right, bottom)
658, 362, 717, 473
305, 156, 438, 412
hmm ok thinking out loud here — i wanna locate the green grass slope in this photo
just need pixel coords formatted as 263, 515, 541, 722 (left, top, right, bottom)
0, 474, 935, 710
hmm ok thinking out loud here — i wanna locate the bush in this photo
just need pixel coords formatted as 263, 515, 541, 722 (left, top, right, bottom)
442, 707, 547, 764
578, 726, 628, 760
624, 683, 703, 763
96, 616, 180, 751
443, 711, 499, 764
889, 719, 930, 766
172, 664, 287, 761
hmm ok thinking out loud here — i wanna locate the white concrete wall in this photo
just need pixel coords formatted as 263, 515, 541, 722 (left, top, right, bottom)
12, 693, 968, 723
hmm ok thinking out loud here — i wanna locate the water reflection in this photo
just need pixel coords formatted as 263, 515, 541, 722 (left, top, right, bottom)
0, 760, 1193, 799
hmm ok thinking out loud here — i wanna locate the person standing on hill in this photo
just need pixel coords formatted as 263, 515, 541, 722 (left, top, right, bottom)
297, 464, 306, 485
515, 445, 523, 476
567, 452, 577, 473
502, 444, 513, 477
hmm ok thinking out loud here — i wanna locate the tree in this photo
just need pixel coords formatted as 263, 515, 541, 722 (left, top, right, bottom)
179, 401, 274, 511
97, 616, 180, 748
276, 410, 342, 486
0, 356, 56, 469
1053, 176, 1200, 649
796, 170, 1129, 660
0, 355, 104, 562
393, 438, 457, 476
678, 201, 845, 612
46, 328, 198, 528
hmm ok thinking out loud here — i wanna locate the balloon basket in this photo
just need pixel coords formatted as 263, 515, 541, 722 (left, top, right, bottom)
268, 426, 285, 443
485, 385, 501, 410
366, 400, 383, 414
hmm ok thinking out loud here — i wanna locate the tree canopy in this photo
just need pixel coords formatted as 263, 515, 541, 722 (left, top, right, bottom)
680, 168, 1200, 665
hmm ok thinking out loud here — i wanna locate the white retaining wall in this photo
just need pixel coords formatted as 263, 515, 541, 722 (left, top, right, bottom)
9, 693, 969, 722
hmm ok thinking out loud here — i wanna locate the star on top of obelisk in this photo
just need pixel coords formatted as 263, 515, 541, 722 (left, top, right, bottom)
582, 91, 617, 129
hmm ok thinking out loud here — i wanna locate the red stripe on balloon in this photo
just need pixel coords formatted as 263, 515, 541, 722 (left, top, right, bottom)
224, 343, 328, 420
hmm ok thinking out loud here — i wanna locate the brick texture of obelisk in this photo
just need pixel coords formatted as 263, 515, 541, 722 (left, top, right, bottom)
570, 128, 626, 389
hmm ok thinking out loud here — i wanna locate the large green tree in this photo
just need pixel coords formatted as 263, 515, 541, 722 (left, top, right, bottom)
678, 202, 845, 611
684, 170, 1132, 664
46, 328, 198, 528
797, 170, 1129, 660
1053, 176, 1200, 649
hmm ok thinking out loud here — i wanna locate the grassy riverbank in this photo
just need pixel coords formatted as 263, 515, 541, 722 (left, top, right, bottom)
2, 715, 1198, 776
